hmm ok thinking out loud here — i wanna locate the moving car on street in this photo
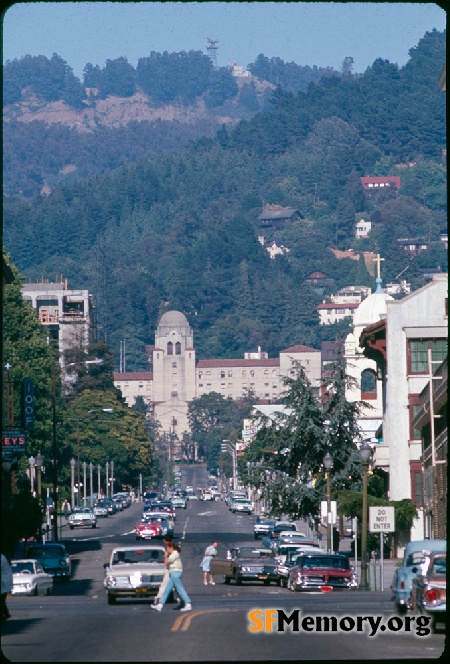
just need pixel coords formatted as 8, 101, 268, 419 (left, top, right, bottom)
68, 506, 97, 529
11, 559, 54, 596
253, 518, 275, 539
103, 544, 167, 605
211, 546, 279, 586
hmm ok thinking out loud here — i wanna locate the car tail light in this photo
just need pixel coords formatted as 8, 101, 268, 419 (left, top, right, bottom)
400, 581, 405, 589
321, 585, 333, 592
424, 588, 440, 602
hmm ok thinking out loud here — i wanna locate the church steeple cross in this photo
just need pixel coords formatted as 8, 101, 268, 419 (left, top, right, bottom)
373, 253, 385, 279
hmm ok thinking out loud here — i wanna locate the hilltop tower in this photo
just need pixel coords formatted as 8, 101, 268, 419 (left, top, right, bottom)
206, 37, 219, 67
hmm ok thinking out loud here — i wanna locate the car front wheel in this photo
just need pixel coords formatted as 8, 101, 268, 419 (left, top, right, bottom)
107, 594, 116, 605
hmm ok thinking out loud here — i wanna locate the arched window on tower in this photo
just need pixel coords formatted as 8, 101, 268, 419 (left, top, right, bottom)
175, 341, 181, 355
361, 369, 377, 400
167, 342, 173, 355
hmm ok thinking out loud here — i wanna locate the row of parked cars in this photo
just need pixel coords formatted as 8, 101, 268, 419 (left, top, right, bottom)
225, 490, 253, 514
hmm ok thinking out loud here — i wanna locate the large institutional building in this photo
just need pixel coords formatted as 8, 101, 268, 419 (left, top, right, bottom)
114, 310, 321, 440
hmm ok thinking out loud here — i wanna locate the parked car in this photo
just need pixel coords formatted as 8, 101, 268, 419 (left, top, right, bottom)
287, 553, 357, 591
211, 546, 279, 586
68, 507, 97, 529
101, 498, 118, 515
254, 518, 275, 539
230, 498, 253, 514
11, 559, 54, 596
391, 539, 447, 615
111, 498, 123, 512
276, 548, 325, 588
410, 551, 446, 631
93, 502, 109, 518
103, 545, 168, 605
135, 520, 163, 540
24, 543, 72, 580
274, 542, 320, 564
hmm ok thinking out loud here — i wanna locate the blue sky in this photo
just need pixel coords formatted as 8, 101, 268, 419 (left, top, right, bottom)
2, 2, 446, 79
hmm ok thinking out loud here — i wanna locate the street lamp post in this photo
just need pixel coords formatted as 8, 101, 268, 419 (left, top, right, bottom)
359, 441, 373, 590
105, 462, 110, 498
221, 440, 237, 490
97, 464, 101, 498
110, 461, 114, 497
89, 462, 94, 503
83, 461, 87, 505
36, 452, 44, 503
70, 458, 76, 508
323, 452, 334, 553
28, 456, 36, 495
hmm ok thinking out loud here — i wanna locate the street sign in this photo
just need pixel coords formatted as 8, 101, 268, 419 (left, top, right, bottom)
369, 506, 395, 533
21, 378, 35, 429
320, 500, 336, 525
2, 429, 27, 457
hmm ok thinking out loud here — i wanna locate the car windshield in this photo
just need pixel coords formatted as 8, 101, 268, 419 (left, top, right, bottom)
301, 557, 349, 570
28, 547, 65, 559
233, 499, 250, 504
112, 549, 164, 565
12, 561, 35, 573
74, 507, 92, 513
238, 549, 270, 559
406, 551, 427, 567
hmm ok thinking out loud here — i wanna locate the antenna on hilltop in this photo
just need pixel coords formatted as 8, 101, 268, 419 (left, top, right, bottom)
206, 37, 219, 67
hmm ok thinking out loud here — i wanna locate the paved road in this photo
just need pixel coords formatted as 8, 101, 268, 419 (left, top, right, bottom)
2, 465, 445, 661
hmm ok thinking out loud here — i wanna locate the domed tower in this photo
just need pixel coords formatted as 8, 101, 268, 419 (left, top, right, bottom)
345, 272, 393, 438
152, 311, 196, 437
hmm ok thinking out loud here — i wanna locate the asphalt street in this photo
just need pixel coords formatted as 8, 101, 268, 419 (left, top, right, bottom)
2, 464, 445, 662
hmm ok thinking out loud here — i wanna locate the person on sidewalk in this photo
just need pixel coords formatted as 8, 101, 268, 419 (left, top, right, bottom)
200, 541, 218, 585
151, 541, 192, 613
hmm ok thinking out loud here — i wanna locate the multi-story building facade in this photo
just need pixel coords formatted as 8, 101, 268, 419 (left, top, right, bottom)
360, 273, 448, 542
22, 279, 93, 361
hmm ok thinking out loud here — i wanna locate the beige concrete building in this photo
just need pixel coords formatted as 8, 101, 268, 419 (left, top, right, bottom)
114, 311, 321, 441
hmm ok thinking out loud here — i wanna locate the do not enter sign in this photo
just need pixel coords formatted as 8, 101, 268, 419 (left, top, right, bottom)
369, 506, 395, 533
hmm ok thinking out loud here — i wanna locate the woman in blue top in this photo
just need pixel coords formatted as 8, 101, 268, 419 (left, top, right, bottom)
201, 541, 218, 585
151, 542, 192, 612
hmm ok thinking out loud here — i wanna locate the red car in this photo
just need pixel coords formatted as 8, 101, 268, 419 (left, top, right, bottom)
135, 520, 162, 540
287, 553, 357, 591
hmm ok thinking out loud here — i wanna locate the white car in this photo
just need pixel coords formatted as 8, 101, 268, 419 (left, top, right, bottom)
104, 544, 167, 605
68, 507, 97, 529
11, 559, 54, 596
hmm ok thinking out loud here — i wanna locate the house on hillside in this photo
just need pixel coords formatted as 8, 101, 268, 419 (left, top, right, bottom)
317, 301, 359, 325
355, 217, 372, 239
397, 237, 429, 254
258, 207, 304, 230
305, 271, 335, 290
360, 176, 401, 191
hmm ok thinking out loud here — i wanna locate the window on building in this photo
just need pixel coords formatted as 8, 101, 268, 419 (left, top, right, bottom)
167, 342, 173, 355
408, 339, 447, 373
220, 371, 225, 379
408, 395, 422, 440
361, 369, 377, 399
206, 371, 211, 377
250, 370, 255, 378
242, 383, 247, 389
272, 370, 277, 377
221, 383, 225, 389
264, 370, 269, 378
175, 342, 181, 355
265, 393, 270, 398
199, 383, 203, 388
207, 383, 211, 388
172, 362, 177, 368
272, 384, 277, 389
228, 383, 233, 390
228, 370, 233, 378
410, 463, 423, 506
242, 370, 247, 378
264, 383, 269, 388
